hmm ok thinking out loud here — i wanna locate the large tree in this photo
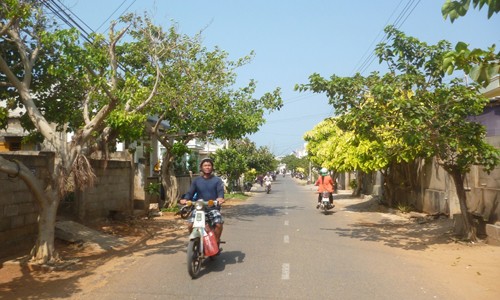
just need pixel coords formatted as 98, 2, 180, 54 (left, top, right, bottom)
1, 2, 282, 263
280, 154, 310, 177
297, 26, 500, 241
0, 2, 198, 263
212, 147, 247, 193
141, 33, 282, 207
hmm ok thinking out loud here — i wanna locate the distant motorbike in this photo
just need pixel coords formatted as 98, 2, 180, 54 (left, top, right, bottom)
264, 178, 272, 194
319, 191, 333, 213
186, 199, 222, 279
244, 181, 253, 192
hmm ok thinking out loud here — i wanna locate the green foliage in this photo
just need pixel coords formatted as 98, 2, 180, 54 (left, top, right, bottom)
349, 179, 358, 190
230, 138, 278, 174
145, 182, 161, 196
161, 206, 179, 213
210, 138, 278, 191
298, 25, 500, 183
395, 202, 413, 213
172, 143, 190, 157
443, 42, 499, 88
212, 147, 247, 192
441, 0, 500, 87
106, 111, 147, 142
244, 168, 257, 183
227, 192, 249, 201
0, 107, 7, 129
442, 0, 500, 22
280, 154, 310, 175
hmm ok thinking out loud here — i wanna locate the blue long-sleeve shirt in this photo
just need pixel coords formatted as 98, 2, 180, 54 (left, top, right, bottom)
185, 175, 224, 203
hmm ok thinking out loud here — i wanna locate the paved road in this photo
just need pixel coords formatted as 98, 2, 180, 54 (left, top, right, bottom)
74, 176, 460, 299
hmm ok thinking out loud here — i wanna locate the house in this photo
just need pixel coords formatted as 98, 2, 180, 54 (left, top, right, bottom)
0, 105, 39, 151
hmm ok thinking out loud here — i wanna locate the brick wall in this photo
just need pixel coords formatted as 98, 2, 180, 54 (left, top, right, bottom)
0, 152, 53, 246
0, 152, 134, 247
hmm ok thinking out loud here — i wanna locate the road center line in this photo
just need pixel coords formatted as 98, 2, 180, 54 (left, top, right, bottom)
284, 235, 289, 243
284, 220, 289, 226
282, 263, 290, 280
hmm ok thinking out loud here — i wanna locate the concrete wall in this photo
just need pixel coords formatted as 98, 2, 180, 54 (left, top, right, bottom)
0, 152, 52, 246
0, 152, 134, 246
74, 159, 134, 221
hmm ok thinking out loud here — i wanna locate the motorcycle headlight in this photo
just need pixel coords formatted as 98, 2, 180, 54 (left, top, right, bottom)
195, 199, 205, 210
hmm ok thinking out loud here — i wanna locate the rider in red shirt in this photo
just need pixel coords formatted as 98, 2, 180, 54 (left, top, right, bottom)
314, 168, 335, 209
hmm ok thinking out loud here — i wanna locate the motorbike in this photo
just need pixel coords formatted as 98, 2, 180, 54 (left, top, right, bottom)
264, 179, 272, 194
176, 193, 197, 219
186, 199, 222, 279
319, 191, 333, 213
244, 181, 253, 192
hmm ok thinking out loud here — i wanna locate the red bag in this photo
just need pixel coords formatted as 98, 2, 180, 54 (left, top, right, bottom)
203, 225, 219, 256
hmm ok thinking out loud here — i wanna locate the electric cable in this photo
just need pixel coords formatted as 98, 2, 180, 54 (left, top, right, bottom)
355, 0, 421, 75
95, 0, 129, 32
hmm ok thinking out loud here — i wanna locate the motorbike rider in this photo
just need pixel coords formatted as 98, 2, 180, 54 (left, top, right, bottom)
263, 172, 273, 190
314, 167, 335, 209
180, 158, 225, 247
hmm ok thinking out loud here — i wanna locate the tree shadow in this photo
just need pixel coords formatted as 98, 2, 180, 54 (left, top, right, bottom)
330, 217, 456, 251
222, 203, 301, 222
0, 218, 188, 299
322, 193, 459, 251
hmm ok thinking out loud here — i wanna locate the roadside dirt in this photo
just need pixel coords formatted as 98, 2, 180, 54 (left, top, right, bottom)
0, 196, 499, 299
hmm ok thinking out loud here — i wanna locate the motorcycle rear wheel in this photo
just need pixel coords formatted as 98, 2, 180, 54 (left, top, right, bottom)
187, 238, 202, 278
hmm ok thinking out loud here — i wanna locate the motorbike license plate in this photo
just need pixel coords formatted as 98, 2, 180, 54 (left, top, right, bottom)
196, 213, 202, 222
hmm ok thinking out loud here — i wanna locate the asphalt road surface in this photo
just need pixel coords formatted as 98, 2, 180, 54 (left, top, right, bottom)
73, 176, 462, 300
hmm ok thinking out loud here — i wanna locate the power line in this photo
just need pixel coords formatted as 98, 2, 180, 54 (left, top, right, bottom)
351, 0, 405, 75
96, 0, 129, 32
355, 0, 421, 75
54, 0, 95, 37
42, 0, 132, 73
100, 0, 138, 34
41, 0, 92, 43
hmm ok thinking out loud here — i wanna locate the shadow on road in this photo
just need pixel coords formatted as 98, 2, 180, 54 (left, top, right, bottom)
223, 203, 300, 222
194, 250, 246, 279
324, 193, 456, 251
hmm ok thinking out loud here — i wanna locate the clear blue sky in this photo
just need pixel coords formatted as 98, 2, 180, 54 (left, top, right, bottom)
61, 0, 499, 156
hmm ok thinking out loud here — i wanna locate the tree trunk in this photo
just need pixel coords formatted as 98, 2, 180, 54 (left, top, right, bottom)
30, 190, 59, 264
352, 171, 364, 197
161, 151, 180, 208
449, 169, 477, 242
382, 167, 396, 207
381, 173, 394, 207
0, 156, 61, 264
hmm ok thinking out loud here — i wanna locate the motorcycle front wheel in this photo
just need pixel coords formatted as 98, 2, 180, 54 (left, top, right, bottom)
187, 238, 202, 278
